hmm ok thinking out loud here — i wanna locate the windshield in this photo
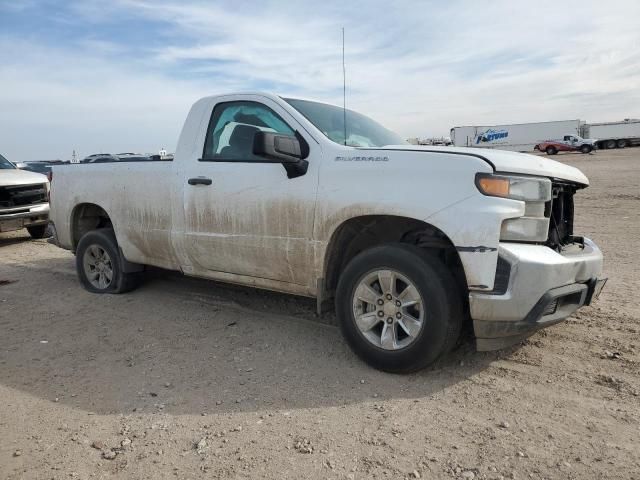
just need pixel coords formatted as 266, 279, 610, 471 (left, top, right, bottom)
0, 153, 16, 169
284, 98, 406, 148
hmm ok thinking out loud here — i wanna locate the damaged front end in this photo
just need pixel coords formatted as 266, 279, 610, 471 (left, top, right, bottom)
469, 179, 606, 351
546, 180, 579, 251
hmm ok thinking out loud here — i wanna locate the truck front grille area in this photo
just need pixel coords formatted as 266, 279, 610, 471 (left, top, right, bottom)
0, 184, 47, 211
546, 182, 577, 251
491, 256, 511, 295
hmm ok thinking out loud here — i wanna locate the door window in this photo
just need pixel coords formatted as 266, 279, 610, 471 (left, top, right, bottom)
202, 101, 295, 161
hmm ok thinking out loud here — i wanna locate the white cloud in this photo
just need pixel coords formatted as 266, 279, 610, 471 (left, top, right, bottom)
0, 0, 639, 160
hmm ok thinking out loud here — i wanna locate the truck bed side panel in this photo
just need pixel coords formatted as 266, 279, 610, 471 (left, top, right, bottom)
51, 163, 177, 270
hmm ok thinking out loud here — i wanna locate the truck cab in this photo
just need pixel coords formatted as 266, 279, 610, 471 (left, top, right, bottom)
563, 134, 581, 145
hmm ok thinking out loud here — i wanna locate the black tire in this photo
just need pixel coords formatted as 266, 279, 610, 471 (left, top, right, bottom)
580, 145, 592, 154
335, 244, 464, 373
76, 228, 140, 294
617, 139, 626, 148
26, 224, 49, 239
545, 146, 557, 155
606, 139, 616, 149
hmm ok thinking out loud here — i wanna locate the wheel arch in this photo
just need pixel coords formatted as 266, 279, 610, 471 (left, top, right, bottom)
321, 215, 468, 302
70, 203, 113, 251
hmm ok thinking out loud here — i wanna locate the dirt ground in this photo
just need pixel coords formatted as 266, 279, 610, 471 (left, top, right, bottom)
1, 148, 638, 480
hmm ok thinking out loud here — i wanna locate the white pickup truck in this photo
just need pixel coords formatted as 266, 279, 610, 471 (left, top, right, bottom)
49, 93, 606, 372
1, 153, 50, 238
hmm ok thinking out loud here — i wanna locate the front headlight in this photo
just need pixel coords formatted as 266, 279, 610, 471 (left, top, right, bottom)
476, 173, 552, 242
476, 173, 551, 201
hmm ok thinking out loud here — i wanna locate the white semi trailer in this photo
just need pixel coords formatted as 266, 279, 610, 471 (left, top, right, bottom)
581, 120, 640, 149
450, 120, 583, 152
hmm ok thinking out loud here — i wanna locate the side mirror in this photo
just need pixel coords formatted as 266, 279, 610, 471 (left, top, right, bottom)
253, 131, 309, 178
253, 132, 303, 162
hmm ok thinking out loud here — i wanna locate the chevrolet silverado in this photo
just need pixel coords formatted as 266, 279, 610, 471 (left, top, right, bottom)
49, 93, 606, 372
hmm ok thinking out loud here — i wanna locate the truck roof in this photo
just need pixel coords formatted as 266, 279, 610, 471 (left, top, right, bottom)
197, 92, 349, 112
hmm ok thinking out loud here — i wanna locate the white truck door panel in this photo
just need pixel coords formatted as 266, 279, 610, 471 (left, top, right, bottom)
114, 163, 178, 269
181, 96, 320, 287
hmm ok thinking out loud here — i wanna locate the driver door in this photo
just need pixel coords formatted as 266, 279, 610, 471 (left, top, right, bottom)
560, 135, 573, 151
180, 96, 320, 288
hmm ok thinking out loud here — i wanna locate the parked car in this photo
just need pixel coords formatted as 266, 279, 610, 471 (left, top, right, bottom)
81, 154, 120, 163
81, 153, 153, 163
49, 93, 606, 372
535, 135, 597, 155
0, 153, 50, 238
116, 154, 152, 162
15, 160, 67, 177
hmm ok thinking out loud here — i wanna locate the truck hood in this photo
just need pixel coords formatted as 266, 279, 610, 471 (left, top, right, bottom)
0, 168, 48, 186
381, 145, 589, 185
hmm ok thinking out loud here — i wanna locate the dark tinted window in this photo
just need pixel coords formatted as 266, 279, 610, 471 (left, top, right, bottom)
117, 156, 150, 162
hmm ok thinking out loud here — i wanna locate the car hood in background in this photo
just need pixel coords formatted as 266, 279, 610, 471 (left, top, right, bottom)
0, 168, 48, 186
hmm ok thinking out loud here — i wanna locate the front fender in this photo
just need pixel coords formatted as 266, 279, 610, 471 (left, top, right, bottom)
425, 194, 523, 290
313, 148, 514, 289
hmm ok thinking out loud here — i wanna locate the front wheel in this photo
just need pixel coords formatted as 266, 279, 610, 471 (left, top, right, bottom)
545, 146, 557, 155
76, 228, 140, 294
580, 145, 593, 154
335, 244, 463, 373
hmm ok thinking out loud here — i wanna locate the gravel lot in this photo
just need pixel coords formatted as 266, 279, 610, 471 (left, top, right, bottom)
1, 148, 639, 479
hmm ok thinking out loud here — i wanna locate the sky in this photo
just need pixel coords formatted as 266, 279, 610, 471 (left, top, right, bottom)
1, 0, 639, 161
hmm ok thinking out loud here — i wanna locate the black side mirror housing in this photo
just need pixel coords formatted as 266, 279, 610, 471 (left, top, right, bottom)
253, 131, 309, 178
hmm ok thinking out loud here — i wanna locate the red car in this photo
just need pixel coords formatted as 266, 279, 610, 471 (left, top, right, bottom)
535, 135, 596, 155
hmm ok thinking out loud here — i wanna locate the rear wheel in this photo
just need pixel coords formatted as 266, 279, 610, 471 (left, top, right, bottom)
606, 139, 616, 149
545, 146, 557, 155
335, 244, 463, 373
76, 228, 140, 294
26, 225, 49, 239
617, 139, 627, 148
580, 145, 593, 154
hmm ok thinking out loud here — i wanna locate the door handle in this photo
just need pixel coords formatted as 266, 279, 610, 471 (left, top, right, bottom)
188, 177, 212, 186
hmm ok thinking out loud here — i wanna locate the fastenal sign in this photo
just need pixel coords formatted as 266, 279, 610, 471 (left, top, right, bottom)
475, 129, 509, 144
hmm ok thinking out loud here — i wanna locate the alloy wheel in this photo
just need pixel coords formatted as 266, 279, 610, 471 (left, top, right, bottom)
351, 269, 425, 350
83, 244, 114, 289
